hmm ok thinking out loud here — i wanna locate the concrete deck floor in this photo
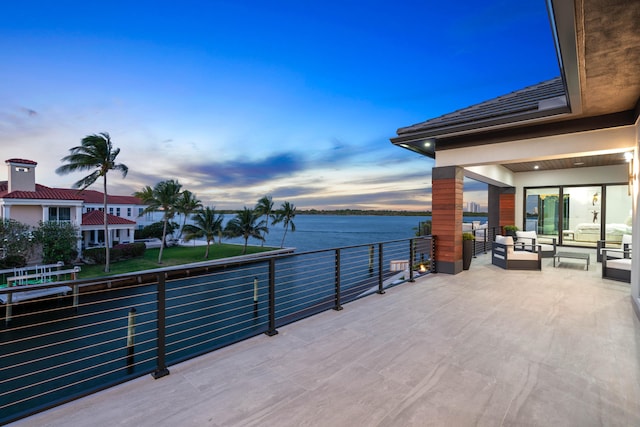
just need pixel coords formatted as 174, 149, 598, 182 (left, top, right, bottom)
12, 250, 640, 426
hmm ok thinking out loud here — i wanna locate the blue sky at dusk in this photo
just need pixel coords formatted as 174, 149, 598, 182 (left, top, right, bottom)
0, 1, 559, 210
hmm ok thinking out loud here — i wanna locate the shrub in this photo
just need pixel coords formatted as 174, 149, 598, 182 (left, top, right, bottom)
0, 254, 27, 269
83, 243, 146, 265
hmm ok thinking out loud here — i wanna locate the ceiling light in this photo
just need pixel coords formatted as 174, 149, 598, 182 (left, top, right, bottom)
574, 162, 584, 166
624, 151, 634, 162
533, 165, 539, 170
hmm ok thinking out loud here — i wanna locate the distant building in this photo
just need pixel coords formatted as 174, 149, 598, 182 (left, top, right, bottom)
0, 158, 149, 256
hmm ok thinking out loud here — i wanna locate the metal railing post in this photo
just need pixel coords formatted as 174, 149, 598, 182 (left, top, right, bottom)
431, 236, 437, 273
409, 239, 415, 282
265, 258, 278, 336
152, 273, 170, 379
377, 243, 385, 294
334, 249, 343, 310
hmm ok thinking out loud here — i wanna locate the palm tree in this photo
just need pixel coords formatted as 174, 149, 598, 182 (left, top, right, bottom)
255, 195, 275, 246
182, 207, 224, 259
175, 190, 202, 241
224, 207, 267, 254
56, 132, 128, 273
274, 201, 296, 248
135, 180, 182, 263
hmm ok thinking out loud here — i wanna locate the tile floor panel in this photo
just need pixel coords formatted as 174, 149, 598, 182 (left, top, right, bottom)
10, 251, 640, 426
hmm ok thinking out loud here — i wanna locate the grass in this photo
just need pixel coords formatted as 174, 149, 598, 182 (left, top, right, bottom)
78, 243, 276, 279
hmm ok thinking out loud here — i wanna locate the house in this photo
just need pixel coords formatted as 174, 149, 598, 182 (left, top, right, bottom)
390, 1, 640, 315
0, 158, 149, 256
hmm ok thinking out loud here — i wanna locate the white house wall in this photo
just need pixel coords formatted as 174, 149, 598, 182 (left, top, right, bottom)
632, 119, 639, 316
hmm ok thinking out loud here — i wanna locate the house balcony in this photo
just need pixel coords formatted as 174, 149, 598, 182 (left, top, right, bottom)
11, 249, 640, 426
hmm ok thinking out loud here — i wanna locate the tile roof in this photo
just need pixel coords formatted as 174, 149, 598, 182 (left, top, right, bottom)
0, 181, 142, 204
82, 210, 137, 226
396, 77, 568, 136
0, 182, 84, 200
5, 158, 37, 165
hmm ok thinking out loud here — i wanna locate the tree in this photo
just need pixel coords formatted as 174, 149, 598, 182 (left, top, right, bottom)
255, 195, 275, 246
56, 132, 128, 273
273, 201, 296, 248
182, 207, 224, 259
135, 179, 182, 263
175, 190, 202, 241
33, 221, 79, 264
224, 208, 267, 254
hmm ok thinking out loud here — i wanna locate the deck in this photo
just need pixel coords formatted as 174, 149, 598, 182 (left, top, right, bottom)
10, 252, 640, 426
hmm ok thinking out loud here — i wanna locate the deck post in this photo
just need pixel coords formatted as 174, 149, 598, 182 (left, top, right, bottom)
377, 243, 385, 294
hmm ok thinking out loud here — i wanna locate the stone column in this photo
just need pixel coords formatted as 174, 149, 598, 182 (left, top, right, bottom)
432, 166, 464, 274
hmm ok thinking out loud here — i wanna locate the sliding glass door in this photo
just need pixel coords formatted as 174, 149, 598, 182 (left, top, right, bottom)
524, 184, 631, 247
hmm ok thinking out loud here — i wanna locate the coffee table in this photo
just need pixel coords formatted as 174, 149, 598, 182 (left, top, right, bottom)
553, 251, 590, 270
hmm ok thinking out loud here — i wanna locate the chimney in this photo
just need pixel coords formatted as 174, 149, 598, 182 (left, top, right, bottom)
6, 158, 37, 192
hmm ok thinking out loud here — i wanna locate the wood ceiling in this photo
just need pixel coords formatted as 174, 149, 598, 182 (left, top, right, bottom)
502, 152, 629, 172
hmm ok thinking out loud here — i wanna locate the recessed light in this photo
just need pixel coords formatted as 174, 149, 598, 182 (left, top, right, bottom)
533, 165, 539, 170
574, 162, 584, 166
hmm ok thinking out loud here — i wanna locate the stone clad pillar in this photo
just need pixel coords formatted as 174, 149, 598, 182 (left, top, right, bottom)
432, 166, 464, 274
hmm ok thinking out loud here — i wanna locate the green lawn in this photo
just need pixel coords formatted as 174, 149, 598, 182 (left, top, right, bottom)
79, 243, 276, 279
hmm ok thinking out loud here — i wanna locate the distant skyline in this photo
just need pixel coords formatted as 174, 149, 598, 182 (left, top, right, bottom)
0, 1, 559, 210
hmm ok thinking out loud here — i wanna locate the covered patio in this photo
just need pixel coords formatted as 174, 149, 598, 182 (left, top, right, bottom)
14, 252, 640, 426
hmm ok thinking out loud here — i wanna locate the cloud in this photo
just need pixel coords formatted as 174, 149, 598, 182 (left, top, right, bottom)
182, 152, 307, 187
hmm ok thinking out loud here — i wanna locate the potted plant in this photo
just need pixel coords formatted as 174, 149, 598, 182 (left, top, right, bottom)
462, 232, 475, 270
503, 225, 518, 239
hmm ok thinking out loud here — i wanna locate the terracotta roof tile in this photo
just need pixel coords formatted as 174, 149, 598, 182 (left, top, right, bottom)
0, 181, 142, 204
5, 158, 38, 165
82, 210, 137, 226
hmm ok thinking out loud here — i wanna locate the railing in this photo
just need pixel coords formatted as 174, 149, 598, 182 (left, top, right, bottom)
471, 226, 499, 257
0, 236, 434, 425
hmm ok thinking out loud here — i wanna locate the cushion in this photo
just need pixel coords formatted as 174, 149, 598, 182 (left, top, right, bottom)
608, 259, 632, 271
516, 230, 537, 246
509, 251, 539, 261
622, 234, 632, 246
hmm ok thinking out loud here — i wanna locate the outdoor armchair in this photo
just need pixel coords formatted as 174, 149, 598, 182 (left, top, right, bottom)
515, 230, 557, 258
601, 248, 631, 283
596, 234, 632, 263
492, 235, 541, 270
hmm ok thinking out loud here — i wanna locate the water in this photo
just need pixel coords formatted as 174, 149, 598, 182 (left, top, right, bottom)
179, 214, 486, 252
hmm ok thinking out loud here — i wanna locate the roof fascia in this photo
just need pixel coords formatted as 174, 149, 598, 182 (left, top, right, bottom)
547, 0, 582, 114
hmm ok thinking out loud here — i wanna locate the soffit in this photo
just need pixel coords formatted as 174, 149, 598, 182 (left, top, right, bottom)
501, 152, 628, 173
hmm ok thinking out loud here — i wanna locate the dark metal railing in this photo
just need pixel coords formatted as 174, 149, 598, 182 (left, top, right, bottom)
0, 236, 434, 425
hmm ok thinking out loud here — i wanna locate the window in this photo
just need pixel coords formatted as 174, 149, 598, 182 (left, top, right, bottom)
116, 208, 121, 217
138, 208, 144, 216
127, 207, 132, 217
49, 207, 71, 222
109, 207, 114, 215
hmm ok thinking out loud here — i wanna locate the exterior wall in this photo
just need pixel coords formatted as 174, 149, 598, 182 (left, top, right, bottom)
499, 190, 516, 230
432, 166, 464, 274
632, 119, 640, 318
9, 205, 42, 227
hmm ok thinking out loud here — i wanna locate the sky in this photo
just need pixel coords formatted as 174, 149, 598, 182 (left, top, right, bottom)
0, 1, 559, 211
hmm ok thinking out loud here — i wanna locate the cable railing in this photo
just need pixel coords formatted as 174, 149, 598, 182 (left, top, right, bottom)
0, 236, 434, 425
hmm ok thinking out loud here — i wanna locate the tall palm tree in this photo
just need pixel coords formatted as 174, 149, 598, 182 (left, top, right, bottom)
135, 179, 182, 263
255, 195, 275, 246
274, 201, 296, 248
182, 207, 224, 259
224, 207, 267, 254
56, 132, 128, 273
175, 190, 202, 241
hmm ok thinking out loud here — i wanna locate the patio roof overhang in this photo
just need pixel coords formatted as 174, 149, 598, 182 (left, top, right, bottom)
390, 0, 640, 168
